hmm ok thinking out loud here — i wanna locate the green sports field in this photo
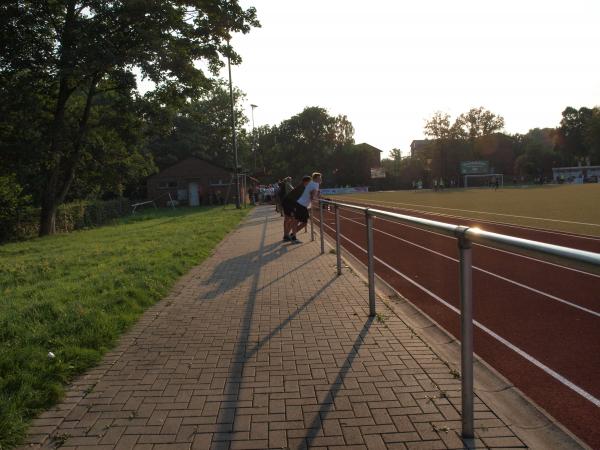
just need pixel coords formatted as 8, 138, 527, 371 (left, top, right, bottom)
335, 184, 600, 236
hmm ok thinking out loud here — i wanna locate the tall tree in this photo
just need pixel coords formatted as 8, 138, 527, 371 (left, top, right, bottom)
0, 1, 259, 235
514, 128, 561, 177
583, 107, 600, 164
454, 107, 505, 140
423, 112, 457, 180
556, 106, 594, 164
145, 79, 248, 170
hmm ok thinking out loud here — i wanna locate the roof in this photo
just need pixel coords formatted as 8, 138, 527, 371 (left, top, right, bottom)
354, 142, 383, 153
148, 157, 232, 180
410, 139, 431, 148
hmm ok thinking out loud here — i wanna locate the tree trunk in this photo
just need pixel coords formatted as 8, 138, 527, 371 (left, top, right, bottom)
38, 0, 78, 236
40, 195, 59, 236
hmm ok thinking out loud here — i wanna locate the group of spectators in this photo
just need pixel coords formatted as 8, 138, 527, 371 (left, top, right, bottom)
274, 172, 322, 244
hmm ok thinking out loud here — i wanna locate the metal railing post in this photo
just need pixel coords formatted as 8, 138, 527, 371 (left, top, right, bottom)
319, 201, 324, 254
366, 209, 376, 316
310, 207, 315, 241
335, 204, 342, 275
457, 230, 474, 439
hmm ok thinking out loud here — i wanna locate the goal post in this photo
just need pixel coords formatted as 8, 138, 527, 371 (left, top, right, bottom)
464, 173, 503, 188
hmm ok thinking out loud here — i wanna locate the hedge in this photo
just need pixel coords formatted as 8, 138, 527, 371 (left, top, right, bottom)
3, 198, 131, 242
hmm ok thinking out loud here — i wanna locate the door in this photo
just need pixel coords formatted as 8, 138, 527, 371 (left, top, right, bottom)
189, 182, 199, 206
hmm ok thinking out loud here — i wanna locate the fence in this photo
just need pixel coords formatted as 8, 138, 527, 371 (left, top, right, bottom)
310, 198, 600, 439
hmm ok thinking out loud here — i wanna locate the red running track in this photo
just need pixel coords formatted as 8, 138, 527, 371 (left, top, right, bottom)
313, 201, 600, 448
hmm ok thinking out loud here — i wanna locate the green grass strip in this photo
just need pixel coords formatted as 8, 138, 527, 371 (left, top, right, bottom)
0, 206, 249, 448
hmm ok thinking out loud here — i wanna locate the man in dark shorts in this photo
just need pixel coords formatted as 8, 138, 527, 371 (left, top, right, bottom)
282, 176, 311, 242
291, 172, 321, 244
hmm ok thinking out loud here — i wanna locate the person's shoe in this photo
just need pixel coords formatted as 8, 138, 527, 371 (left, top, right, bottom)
291, 236, 301, 244
283, 235, 291, 242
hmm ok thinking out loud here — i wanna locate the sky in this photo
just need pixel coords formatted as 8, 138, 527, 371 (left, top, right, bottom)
224, 0, 600, 158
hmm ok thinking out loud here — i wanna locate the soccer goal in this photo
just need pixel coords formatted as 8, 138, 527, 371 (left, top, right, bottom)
464, 173, 503, 188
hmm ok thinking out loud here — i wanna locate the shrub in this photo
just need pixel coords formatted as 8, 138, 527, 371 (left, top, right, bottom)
0, 175, 31, 242
2, 198, 131, 242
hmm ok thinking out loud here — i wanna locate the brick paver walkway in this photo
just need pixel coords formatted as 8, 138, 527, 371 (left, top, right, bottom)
24, 206, 526, 449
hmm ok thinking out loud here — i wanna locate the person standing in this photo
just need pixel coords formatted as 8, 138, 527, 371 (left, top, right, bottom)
291, 172, 322, 244
282, 176, 311, 242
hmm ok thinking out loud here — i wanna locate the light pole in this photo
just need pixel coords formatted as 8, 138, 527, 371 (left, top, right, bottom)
227, 47, 241, 209
250, 104, 258, 170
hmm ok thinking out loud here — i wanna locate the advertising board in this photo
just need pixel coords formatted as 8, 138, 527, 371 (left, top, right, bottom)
460, 160, 489, 175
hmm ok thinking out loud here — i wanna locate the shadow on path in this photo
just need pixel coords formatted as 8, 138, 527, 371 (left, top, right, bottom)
302, 317, 374, 449
213, 211, 343, 447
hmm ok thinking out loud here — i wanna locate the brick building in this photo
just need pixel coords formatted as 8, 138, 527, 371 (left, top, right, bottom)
147, 157, 236, 207
410, 139, 432, 159
353, 142, 382, 168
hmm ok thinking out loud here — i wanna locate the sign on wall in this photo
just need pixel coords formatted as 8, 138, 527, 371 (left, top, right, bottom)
460, 160, 489, 175
370, 167, 386, 178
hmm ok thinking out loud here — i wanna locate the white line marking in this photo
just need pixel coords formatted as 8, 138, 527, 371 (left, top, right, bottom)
339, 209, 600, 279
320, 221, 600, 407
341, 196, 600, 228
337, 212, 600, 318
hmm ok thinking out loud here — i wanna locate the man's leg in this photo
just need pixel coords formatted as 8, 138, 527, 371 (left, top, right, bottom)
296, 221, 307, 233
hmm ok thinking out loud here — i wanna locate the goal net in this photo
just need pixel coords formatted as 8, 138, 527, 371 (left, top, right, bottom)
464, 173, 503, 188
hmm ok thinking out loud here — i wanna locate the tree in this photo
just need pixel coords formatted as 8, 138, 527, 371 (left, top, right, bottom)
424, 108, 506, 182
145, 79, 248, 171
0, 1, 259, 235
424, 111, 454, 141
514, 128, 561, 177
388, 148, 402, 177
269, 107, 355, 180
455, 107, 505, 140
423, 112, 457, 180
583, 107, 600, 164
556, 106, 594, 164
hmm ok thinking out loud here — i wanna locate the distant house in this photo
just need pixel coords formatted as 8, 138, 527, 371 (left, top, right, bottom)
410, 139, 432, 159
147, 157, 235, 207
353, 142, 382, 168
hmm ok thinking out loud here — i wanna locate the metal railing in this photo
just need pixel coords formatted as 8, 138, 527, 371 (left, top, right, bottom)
310, 198, 600, 439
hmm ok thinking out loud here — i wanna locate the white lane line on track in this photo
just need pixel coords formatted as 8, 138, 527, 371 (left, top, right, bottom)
319, 220, 600, 408
339, 209, 600, 280
336, 197, 600, 242
337, 212, 600, 318
343, 197, 600, 228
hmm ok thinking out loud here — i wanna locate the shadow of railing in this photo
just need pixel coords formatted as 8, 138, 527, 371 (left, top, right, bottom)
303, 317, 374, 449
214, 211, 343, 445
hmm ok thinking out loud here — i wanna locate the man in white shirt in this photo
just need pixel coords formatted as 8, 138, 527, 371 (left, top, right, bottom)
291, 172, 322, 244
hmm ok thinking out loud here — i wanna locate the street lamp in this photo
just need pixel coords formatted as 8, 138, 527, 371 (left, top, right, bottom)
226, 45, 241, 209
250, 104, 258, 170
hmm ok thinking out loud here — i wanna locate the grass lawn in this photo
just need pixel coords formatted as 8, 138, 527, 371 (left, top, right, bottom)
0, 206, 249, 448
336, 184, 600, 236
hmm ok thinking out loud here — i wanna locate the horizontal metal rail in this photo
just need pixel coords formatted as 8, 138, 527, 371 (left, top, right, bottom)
317, 197, 600, 440
319, 199, 600, 267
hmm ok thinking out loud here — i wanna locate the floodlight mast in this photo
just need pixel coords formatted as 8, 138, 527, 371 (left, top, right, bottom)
226, 45, 241, 209
251, 104, 258, 170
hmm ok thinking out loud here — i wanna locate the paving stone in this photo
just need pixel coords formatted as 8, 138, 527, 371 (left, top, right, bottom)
20, 206, 524, 450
